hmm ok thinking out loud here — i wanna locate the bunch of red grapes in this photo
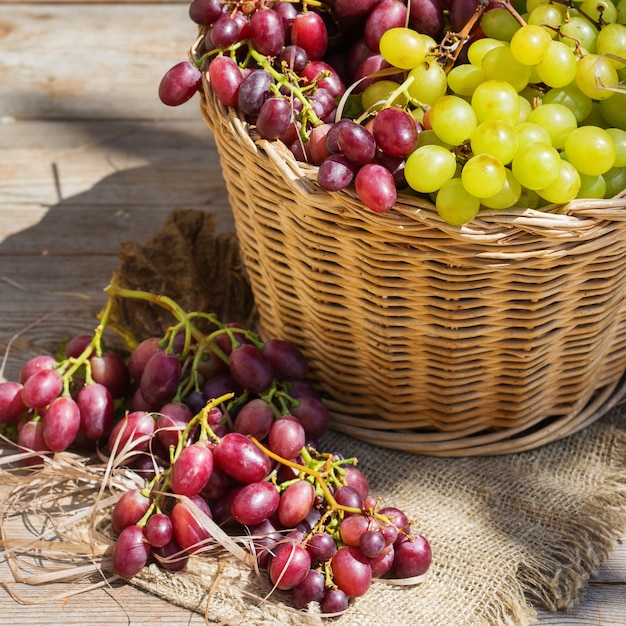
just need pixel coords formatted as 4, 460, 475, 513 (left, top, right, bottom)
158, 0, 469, 213
0, 285, 432, 616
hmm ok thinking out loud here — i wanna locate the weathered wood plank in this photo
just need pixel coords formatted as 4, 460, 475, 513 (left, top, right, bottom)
0, 3, 201, 120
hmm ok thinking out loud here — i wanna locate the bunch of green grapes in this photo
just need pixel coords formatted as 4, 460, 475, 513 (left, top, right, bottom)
372, 0, 625, 226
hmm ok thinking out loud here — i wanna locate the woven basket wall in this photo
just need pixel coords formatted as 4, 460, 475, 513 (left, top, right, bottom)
194, 43, 626, 456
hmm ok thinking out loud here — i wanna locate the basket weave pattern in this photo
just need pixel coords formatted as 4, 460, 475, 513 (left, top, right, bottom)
197, 49, 626, 455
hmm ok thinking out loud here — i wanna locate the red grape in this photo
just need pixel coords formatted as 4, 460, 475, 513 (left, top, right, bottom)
231, 480, 280, 526
77, 382, 114, 440
0, 381, 27, 424
277, 479, 316, 528
21, 368, 62, 409
355, 163, 397, 213
112, 524, 151, 578
42, 396, 81, 451
158, 61, 203, 107
269, 543, 312, 590
392, 533, 432, 577
213, 432, 273, 483
170, 443, 214, 498
111, 488, 151, 535
291, 12, 328, 60
331, 545, 372, 597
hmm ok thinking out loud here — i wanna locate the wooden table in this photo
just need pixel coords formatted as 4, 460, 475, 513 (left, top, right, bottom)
0, 2, 624, 623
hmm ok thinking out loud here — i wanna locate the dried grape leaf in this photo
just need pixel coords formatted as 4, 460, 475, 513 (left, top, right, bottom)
109, 208, 255, 343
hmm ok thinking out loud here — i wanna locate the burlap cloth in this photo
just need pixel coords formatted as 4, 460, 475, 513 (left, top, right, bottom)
115, 209, 626, 625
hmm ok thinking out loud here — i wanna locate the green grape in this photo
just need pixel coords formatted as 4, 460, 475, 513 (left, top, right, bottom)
471, 80, 521, 126
536, 160, 581, 204
447, 64, 485, 97
526, 0, 558, 12
471, 120, 519, 164
467, 38, 507, 67
435, 178, 481, 226
599, 92, 626, 129
576, 54, 619, 101
404, 145, 457, 193
517, 95, 532, 123
577, 173, 607, 198
416, 129, 451, 149
527, 4, 566, 37
480, 8, 521, 43
514, 122, 552, 148
511, 141, 561, 189
510, 25, 553, 65
603, 166, 626, 197
536, 41, 578, 88
481, 46, 531, 92
379, 27, 437, 70
560, 17, 599, 53
461, 154, 507, 197
428, 95, 478, 145
481, 169, 522, 209
527, 103, 578, 149
541, 83, 593, 124
581, 102, 610, 128
596, 23, 626, 70
361, 80, 407, 111
606, 128, 626, 167
407, 61, 448, 105
618, 0, 626, 24
563, 126, 617, 175
580, 0, 617, 24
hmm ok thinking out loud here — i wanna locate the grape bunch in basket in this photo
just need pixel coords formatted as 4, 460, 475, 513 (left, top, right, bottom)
159, 0, 626, 225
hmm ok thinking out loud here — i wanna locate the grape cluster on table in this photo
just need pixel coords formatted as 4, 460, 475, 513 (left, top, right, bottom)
159, 0, 626, 224
0, 285, 432, 616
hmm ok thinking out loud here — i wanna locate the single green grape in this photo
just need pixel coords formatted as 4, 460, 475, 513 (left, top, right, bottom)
527, 103, 578, 149
577, 173, 607, 199
407, 61, 448, 105
461, 154, 507, 198
428, 95, 478, 146
563, 126, 617, 176
511, 141, 561, 189
575, 54, 619, 101
447, 64, 485, 97
599, 92, 626, 129
580, 0, 617, 24
480, 8, 521, 43
404, 145, 457, 193
527, 4, 566, 37
541, 84, 593, 124
435, 178, 481, 226
481, 46, 531, 92
514, 122, 552, 149
481, 169, 523, 209
537, 160, 581, 204
560, 17, 599, 53
361, 80, 407, 111
596, 23, 626, 70
603, 166, 626, 198
605, 128, 626, 168
536, 41, 578, 88
467, 38, 507, 67
471, 80, 521, 126
379, 27, 436, 70
471, 120, 519, 164
510, 25, 553, 65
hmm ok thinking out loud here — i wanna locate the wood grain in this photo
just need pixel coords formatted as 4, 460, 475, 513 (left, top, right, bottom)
0, 3, 624, 625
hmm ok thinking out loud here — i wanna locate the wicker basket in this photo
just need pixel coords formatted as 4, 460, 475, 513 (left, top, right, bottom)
193, 41, 626, 456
